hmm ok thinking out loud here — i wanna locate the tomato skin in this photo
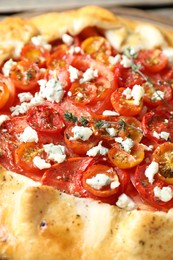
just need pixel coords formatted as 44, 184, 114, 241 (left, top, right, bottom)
138, 49, 168, 73
9, 61, 40, 90
21, 44, 50, 68
134, 164, 173, 211
111, 88, 143, 116
64, 125, 99, 155
47, 44, 69, 69
26, 103, 65, 134
108, 142, 145, 169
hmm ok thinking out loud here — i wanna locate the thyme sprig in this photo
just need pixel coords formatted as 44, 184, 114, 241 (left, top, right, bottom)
64, 111, 143, 134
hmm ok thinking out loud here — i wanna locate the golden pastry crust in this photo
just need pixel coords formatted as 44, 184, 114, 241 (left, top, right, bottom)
0, 5, 173, 260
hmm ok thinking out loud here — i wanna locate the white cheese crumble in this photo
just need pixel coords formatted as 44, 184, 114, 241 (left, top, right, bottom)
38, 79, 64, 103
154, 186, 173, 202
19, 126, 38, 143
31, 35, 52, 51
71, 126, 93, 141
142, 144, 153, 151
108, 54, 121, 65
68, 65, 79, 82
106, 127, 117, 137
115, 137, 134, 152
86, 173, 111, 190
145, 161, 159, 184
2, 59, 16, 76
18, 92, 33, 103
43, 143, 66, 163
153, 131, 170, 141
151, 90, 164, 101
122, 85, 144, 106
86, 141, 108, 156
162, 48, 173, 65
0, 115, 10, 126
10, 102, 30, 116
62, 34, 74, 45
116, 193, 136, 210
68, 46, 83, 54
33, 156, 51, 170
120, 55, 132, 68
102, 110, 119, 116
110, 181, 120, 189
80, 68, 98, 84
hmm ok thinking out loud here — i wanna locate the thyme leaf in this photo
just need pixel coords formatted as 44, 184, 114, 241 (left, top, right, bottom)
64, 111, 78, 123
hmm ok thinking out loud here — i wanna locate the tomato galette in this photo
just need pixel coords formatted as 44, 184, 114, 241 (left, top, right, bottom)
0, 5, 173, 260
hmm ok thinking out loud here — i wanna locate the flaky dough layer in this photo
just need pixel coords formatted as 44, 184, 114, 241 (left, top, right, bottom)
0, 6, 173, 259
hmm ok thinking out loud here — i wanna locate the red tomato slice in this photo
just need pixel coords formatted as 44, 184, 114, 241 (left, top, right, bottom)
21, 44, 50, 68
64, 125, 99, 155
47, 44, 70, 69
0, 77, 10, 109
82, 164, 120, 197
41, 157, 94, 194
141, 110, 173, 143
26, 103, 65, 133
68, 81, 97, 105
138, 49, 168, 73
9, 61, 40, 90
108, 142, 144, 169
111, 87, 143, 116
134, 164, 173, 211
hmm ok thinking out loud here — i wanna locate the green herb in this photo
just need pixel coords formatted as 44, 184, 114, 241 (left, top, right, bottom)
26, 72, 33, 80
64, 111, 78, 123
80, 116, 89, 126
94, 120, 105, 129
118, 119, 126, 131
124, 47, 138, 59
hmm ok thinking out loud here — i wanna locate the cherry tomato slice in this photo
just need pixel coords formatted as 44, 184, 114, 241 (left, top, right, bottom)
134, 164, 173, 211
138, 49, 168, 73
41, 157, 94, 194
152, 142, 173, 183
111, 88, 143, 116
14, 142, 45, 173
0, 76, 10, 109
68, 81, 97, 105
64, 125, 98, 155
108, 142, 144, 169
47, 44, 69, 69
9, 61, 40, 90
21, 44, 50, 68
26, 103, 65, 133
81, 36, 111, 62
141, 110, 173, 143
82, 164, 120, 197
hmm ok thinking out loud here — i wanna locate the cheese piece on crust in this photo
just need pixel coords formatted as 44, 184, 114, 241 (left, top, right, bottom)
0, 168, 173, 259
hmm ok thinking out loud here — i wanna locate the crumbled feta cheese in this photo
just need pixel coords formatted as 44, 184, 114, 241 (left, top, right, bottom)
108, 54, 121, 65
110, 181, 120, 189
86, 173, 111, 190
80, 68, 98, 84
151, 90, 164, 101
106, 127, 117, 137
162, 48, 173, 65
43, 143, 66, 163
142, 144, 153, 151
67, 91, 72, 97
131, 85, 144, 106
0, 115, 10, 126
145, 161, 159, 184
2, 59, 16, 76
68, 46, 83, 54
71, 126, 93, 141
115, 137, 134, 152
122, 87, 132, 99
102, 110, 119, 116
62, 34, 74, 45
116, 193, 136, 210
154, 186, 173, 202
19, 126, 38, 143
31, 35, 52, 51
120, 55, 132, 68
68, 65, 79, 82
38, 79, 64, 103
10, 102, 30, 116
33, 156, 51, 170
29, 92, 44, 106
18, 92, 33, 103
153, 131, 170, 141
86, 141, 108, 156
